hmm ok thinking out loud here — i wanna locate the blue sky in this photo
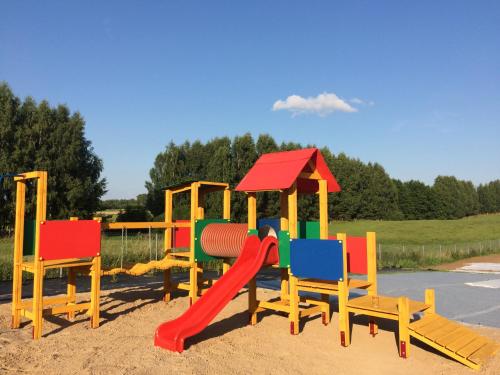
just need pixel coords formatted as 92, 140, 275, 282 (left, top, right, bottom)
1, 1, 499, 199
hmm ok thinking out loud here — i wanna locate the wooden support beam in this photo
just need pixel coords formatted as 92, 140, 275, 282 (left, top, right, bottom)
318, 179, 328, 239
425, 289, 435, 315
67, 269, 76, 320
337, 233, 350, 346
223, 189, 231, 220
11, 180, 26, 329
247, 193, 257, 230
398, 296, 410, 358
248, 277, 258, 325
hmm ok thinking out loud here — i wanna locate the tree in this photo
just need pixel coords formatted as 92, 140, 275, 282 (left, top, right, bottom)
395, 179, 438, 219
0, 82, 106, 234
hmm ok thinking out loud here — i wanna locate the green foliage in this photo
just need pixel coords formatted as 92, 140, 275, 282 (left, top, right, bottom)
145, 134, 403, 222
478, 180, 500, 214
145, 133, 500, 222
116, 206, 153, 222
0, 82, 106, 234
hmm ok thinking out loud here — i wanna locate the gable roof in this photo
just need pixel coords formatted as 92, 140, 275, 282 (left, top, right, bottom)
235, 148, 341, 193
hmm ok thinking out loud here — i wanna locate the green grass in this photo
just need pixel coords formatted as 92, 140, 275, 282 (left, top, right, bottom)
1, 214, 499, 280
330, 213, 500, 245
330, 214, 500, 269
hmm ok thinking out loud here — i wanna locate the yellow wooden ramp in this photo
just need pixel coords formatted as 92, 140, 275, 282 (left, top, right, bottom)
409, 314, 499, 370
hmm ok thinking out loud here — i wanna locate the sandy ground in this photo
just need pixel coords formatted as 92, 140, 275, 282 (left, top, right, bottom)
0, 275, 499, 375
433, 254, 500, 271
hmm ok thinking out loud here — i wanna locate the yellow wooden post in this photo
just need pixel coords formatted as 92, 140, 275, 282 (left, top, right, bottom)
288, 184, 298, 239
32, 172, 47, 339
66, 269, 76, 320
65, 217, 79, 319
398, 296, 410, 358
337, 232, 350, 346
11, 179, 26, 329
280, 191, 289, 302
222, 259, 231, 274
163, 189, 173, 302
221, 189, 232, 274
189, 183, 199, 304
425, 289, 435, 315
287, 184, 300, 334
196, 190, 206, 296
318, 179, 330, 318
247, 192, 258, 325
367, 232, 377, 295
223, 188, 231, 220
90, 254, 101, 328
280, 191, 289, 231
318, 179, 328, 240
366, 232, 378, 335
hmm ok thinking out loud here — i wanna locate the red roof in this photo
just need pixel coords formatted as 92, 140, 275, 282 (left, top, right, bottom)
235, 148, 341, 193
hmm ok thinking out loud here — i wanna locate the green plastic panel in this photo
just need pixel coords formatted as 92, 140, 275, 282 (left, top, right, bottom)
23, 219, 36, 256
194, 218, 231, 262
298, 221, 320, 239
278, 230, 291, 268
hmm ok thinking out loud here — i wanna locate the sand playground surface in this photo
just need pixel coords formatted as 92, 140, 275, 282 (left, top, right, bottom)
1, 274, 499, 375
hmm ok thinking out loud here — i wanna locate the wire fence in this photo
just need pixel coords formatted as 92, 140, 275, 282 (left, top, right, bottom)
377, 239, 500, 269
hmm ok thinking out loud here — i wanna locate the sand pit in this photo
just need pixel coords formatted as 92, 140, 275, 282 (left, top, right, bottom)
1, 276, 499, 375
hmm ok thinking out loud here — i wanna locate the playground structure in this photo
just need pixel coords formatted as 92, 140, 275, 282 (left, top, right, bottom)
101, 180, 232, 304
10, 171, 101, 339
6, 148, 499, 370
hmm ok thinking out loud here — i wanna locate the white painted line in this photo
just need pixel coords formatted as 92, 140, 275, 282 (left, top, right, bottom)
465, 279, 500, 289
454, 263, 500, 274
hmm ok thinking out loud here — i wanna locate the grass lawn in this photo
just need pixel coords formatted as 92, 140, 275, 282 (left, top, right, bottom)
330, 213, 500, 245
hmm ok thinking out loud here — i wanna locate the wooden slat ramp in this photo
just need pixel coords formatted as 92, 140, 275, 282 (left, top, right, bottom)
409, 314, 499, 370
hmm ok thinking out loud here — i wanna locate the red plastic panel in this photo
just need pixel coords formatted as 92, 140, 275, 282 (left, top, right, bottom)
235, 148, 341, 193
328, 235, 368, 274
173, 220, 190, 248
39, 220, 101, 260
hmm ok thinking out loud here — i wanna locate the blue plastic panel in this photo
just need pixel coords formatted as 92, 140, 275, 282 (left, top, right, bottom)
257, 218, 281, 235
290, 239, 344, 281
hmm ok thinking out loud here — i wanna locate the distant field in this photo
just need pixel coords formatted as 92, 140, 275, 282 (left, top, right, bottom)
330, 213, 500, 245
330, 214, 500, 268
1, 214, 499, 280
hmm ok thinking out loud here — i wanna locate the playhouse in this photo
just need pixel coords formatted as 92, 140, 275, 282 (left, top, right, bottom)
6, 148, 499, 370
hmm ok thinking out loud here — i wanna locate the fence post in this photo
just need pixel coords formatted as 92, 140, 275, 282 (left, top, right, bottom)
439, 245, 442, 258
378, 243, 382, 263
155, 232, 158, 261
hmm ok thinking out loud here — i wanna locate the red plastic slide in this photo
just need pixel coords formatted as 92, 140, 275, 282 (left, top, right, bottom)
154, 235, 278, 352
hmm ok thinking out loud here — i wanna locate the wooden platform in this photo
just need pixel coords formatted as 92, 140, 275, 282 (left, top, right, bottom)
347, 294, 429, 319
409, 314, 499, 370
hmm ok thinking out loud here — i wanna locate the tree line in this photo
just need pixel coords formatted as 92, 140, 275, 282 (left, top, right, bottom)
0, 83, 106, 235
144, 134, 500, 222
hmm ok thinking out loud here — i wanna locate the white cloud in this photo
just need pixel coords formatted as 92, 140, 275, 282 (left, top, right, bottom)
350, 97, 375, 106
272, 92, 357, 116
